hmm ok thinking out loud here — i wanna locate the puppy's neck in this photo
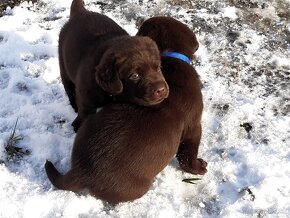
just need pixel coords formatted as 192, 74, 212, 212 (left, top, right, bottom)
162, 51, 191, 64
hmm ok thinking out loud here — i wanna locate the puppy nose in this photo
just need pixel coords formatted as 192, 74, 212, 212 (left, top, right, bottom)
153, 83, 167, 97
155, 87, 165, 95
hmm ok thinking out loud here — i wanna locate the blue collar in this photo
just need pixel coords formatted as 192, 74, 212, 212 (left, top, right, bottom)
162, 51, 191, 64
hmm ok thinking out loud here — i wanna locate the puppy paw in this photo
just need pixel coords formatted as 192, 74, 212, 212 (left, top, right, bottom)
179, 158, 208, 175
192, 158, 208, 175
197, 158, 208, 168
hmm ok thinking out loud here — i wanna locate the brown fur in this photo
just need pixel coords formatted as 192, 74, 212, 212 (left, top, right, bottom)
136, 16, 199, 59
45, 16, 207, 203
137, 16, 206, 174
59, 0, 168, 130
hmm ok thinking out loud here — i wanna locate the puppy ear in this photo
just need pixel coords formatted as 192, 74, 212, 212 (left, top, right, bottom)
95, 50, 123, 95
192, 33, 199, 54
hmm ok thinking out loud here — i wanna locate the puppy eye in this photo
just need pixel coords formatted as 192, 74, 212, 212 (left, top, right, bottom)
129, 73, 140, 80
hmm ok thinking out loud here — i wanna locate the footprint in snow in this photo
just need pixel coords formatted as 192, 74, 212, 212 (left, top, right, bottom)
0, 71, 10, 89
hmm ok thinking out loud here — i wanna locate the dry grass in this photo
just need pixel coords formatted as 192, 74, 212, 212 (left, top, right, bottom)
4, 118, 29, 160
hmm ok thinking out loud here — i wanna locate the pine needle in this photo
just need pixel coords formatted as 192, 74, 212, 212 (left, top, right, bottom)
182, 178, 201, 184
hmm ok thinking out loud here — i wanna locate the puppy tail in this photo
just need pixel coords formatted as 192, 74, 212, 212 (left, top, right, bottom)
70, 0, 86, 17
45, 160, 82, 192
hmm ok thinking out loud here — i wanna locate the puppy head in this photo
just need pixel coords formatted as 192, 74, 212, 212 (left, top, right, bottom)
95, 36, 169, 106
137, 16, 199, 59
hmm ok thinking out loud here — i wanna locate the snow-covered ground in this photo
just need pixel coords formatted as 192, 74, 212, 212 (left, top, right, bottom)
0, 0, 289, 217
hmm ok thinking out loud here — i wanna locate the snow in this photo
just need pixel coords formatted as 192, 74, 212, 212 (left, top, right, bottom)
0, 0, 290, 217
221, 7, 238, 20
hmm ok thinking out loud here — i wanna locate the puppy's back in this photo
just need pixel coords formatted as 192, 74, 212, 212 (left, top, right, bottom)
59, 2, 128, 81
137, 16, 199, 59
72, 103, 183, 178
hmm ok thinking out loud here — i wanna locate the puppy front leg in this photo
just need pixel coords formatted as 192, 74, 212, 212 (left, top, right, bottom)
72, 91, 96, 131
177, 123, 207, 175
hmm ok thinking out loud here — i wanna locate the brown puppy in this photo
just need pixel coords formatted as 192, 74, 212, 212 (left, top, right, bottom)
60, 0, 168, 130
45, 16, 207, 203
136, 16, 205, 175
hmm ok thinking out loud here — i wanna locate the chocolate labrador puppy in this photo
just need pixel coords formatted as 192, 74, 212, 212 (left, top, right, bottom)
45, 16, 207, 203
60, 0, 168, 130
137, 16, 205, 175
